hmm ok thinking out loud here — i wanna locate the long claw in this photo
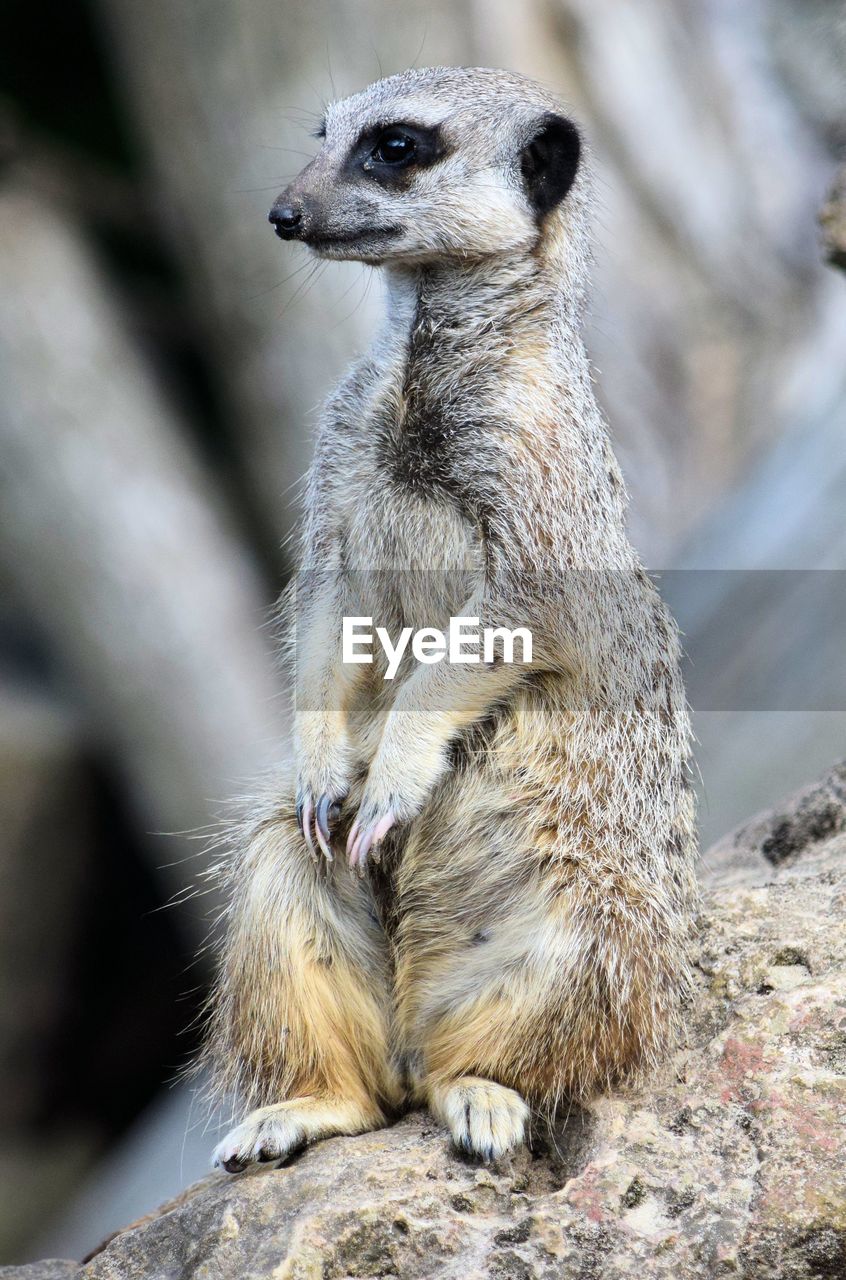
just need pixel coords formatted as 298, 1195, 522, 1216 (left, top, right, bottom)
371, 809, 396, 853
355, 825, 375, 869
349, 829, 364, 870
357, 810, 396, 871
349, 810, 396, 874
301, 795, 316, 860
346, 818, 361, 861
315, 794, 334, 861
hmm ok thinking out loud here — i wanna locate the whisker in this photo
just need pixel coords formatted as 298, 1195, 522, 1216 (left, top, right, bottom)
325, 40, 337, 101
230, 182, 291, 195
243, 254, 316, 303
371, 43, 384, 79
409, 24, 430, 72
274, 259, 328, 319
254, 146, 316, 159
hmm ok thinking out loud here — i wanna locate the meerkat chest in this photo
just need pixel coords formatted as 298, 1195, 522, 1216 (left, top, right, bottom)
333, 357, 484, 574
341, 487, 481, 653
337, 380, 484, 626
343, 481, 482, 574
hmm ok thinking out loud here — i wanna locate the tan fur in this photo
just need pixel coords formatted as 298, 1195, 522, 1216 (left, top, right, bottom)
201, 67, 698, 1169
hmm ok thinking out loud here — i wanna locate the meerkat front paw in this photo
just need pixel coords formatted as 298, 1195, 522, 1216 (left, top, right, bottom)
429, 1077, 530, 1161
347, 736, 450, 871
212, 1096, 384, 1172
346, 763, 402, 872
294, 717, 358, 860
296, 787, 345, 861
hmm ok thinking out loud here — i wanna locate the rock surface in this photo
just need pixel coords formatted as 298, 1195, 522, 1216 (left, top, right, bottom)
699, 760, 846, 889
6, 767, 846, 1280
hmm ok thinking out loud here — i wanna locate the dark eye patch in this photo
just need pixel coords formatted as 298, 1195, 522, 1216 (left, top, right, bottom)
347, 120, 450, 188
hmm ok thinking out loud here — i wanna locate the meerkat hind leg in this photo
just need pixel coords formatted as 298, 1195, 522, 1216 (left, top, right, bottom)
427, 1075, 530, 1161
212, 1094, 382, 1172
207, 800, 401, 1174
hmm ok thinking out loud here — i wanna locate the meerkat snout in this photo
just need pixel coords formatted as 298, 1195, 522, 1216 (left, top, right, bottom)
267, 66, 585, 266
268, 201, 303, 239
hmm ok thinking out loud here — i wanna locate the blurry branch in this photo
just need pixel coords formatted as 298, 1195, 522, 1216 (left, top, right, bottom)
472, 0, 846, 558
672, 164, 846, 845
0, 100, 146, 239
96, 0, 472, 561
820, 166, 846, 272
0, 690, 105, 1257
0, 112, 282, 568
97, 1, 846, 567
0, 185, 286, 932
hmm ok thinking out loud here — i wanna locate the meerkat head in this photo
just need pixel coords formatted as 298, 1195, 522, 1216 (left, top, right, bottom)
269, 67, 583, 267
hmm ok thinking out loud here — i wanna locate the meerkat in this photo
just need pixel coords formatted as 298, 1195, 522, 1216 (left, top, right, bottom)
204, 66, 698, 1170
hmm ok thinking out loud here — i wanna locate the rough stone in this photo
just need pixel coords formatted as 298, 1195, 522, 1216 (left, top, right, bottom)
700, 759, 846, 889
6, 768, 846, 1279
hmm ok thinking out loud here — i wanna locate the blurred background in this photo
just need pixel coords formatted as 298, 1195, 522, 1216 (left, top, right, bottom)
1, 0, 844, 1264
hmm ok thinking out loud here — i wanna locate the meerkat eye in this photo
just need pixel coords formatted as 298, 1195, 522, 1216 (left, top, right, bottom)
371, 128, 417, 166
357, 123, 446, 182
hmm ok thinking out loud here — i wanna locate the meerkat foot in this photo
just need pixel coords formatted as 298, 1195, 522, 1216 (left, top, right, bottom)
212, 1096, 383, 1172
428, 1076, 530, 1161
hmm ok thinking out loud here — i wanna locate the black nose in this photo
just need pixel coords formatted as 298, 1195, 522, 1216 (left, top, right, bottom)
269, 203, 302, 240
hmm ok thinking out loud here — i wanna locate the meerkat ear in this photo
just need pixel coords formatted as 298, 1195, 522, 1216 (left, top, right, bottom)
520, 114, 581, 219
